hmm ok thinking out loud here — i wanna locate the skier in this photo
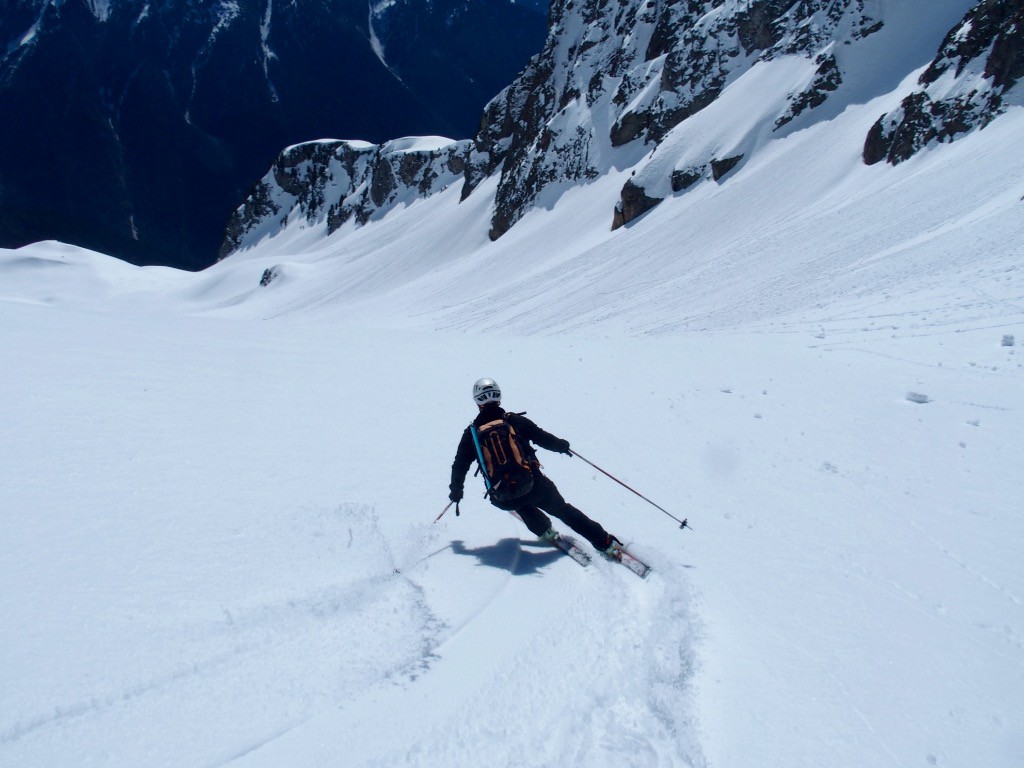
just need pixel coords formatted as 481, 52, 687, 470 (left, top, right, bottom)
448, 378, 624, 557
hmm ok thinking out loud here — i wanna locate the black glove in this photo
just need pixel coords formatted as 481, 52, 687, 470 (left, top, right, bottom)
553, 439, 571, 454
449, 488, 463, 502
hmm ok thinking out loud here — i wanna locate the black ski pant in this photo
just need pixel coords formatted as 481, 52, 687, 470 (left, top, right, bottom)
493, 473, 610, 550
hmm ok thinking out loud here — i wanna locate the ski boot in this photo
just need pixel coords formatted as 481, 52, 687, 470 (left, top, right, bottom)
601, 535, 625, 560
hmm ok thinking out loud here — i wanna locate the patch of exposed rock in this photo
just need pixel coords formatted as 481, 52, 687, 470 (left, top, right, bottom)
220, 139, 470, 257
864, 0, 1024, 165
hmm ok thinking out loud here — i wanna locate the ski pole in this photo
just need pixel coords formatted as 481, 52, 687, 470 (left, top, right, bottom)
434, 500, 458, 523
569, 450, 690, 530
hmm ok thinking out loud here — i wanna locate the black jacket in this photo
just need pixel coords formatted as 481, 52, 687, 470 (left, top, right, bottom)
449, 403, 569, 500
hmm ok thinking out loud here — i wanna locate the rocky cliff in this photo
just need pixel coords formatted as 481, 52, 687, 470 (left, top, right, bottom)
224, 0, 1019, 257
863, 0, 1024, 165
221, 138, 471, 257
472, 0, 889, 236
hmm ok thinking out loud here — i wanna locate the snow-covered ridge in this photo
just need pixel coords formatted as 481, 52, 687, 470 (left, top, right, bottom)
221, 137, 471, 257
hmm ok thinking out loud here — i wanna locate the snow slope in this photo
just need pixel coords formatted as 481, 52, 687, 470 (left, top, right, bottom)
2, 63, 1024, 768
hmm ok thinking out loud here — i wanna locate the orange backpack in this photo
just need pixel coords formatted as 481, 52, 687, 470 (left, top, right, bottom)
471, 416, 536, 502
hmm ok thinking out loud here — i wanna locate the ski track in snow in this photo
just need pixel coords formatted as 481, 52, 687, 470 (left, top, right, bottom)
0, 502, 458, 764
314, 553, 702, 768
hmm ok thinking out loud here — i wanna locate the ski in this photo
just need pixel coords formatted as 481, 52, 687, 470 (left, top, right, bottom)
606, 546, 652, 578
544, 533, 592, 567
512, 510, 591, 568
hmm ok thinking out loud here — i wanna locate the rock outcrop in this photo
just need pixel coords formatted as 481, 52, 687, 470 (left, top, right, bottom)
469, 0, 887, 236
864, 0, 1024, 165
221, 138, 471, 257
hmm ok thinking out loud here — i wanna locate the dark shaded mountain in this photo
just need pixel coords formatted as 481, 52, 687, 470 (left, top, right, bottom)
0, 0, 546, 270
370, 0, 549, 137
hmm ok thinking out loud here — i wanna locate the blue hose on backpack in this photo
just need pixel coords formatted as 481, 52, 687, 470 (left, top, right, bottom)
469, 424, 493, 496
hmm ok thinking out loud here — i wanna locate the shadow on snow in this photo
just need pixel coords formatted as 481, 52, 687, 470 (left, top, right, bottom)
450, 538, 567, 575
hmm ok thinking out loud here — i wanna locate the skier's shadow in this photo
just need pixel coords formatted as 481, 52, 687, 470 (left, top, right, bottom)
450, 538, 565, 575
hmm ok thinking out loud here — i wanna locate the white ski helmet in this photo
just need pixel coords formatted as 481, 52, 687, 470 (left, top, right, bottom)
472, 378, 501, 405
